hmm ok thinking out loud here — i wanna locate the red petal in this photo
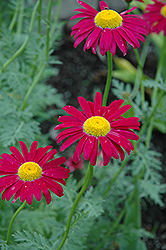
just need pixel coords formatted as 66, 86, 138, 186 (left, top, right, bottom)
10, 146, 24, 163
78, 96, 92, 117
73, 135, 88, 163
94, 92, 102, 116
38, 149, 57, 166
77, 0, 98, 14
83, 136, 94, 160
63, 105, 87, 121
43, 157, 66, 170
20, 182, 30, 203
89, 137, 98, 166
35, 178, 51, 205
31, 181, 42, 201
29, 141, 38, 161
34, 146, 53, 163
19, 141, 29, 162
60, 132, 85, 151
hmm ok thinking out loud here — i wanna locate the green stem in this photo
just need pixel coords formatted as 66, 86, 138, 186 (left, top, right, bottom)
127, 2, 130, 10
134, 179, 141, 229
0, 0, 39, 74
21, 0, 61, 108
103, 157, 129, 198
152, 36, 166, 105
46, 0, 53, 61
132, 50, 144, 104
6, 201, 27, 245
38, 0, 42, 35
95, 208, 125, 250
145, 121, 153, 148
102, 50, 113, 106
95, 188, 136, 250
138, 91, 165, 139
130, 37, 150, 101
135, 49, 145, 109
29, 0, 42, 77
9, 0, 21, 31
16, 0, 25, 34
1, 38, 29, 74
0, 1, 2, 33
145, 36, 166, 147
50, 0, 63, 38
21, 62, 45, 110
155, 35, 166, 82
57, 163, 94, 250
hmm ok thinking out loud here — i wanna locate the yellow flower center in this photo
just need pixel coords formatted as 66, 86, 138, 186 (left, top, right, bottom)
18, 162, 42, 181
161, 5, 166, 18
94, 9, 122, 29
83, 116, 111, 137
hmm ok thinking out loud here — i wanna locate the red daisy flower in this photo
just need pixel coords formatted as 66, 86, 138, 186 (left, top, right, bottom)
55, 92, 140, 166
70, 0, 147, 56
65, 154, 84, 172
143, 0, 166, 35
0, 141, 70, 205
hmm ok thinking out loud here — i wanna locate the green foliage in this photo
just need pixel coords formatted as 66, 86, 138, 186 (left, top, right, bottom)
78, 186, 104, 218
112, 78, 133, 99
0, 0, 165, 249
12, 230, 52, 250
143, 77, 166, 91
0, 0, 65, 150
0, 240, 9, 250
131, 144, 166, 206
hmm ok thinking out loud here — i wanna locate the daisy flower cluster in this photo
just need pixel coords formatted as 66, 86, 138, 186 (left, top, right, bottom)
70, 0, 147, 56
143, 0, 166, 35
55, 92, 140, 166
0, 141, 69, 205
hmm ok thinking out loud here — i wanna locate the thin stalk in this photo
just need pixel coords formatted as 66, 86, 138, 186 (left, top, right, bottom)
0, 1, 1, 33
30, 0, 62, 77
127, 2, 130, 10
46, 0, 53, 61
16, 0, 25, 34
50, 0, 63, 38
103, 157, 129, 198
21, 62, 45, 110
102, 50, 113, 106
1, 38, 29, 73
132, 49, 144, 107
0, 0, 39, 74
145, 121, 153, 148
57, 163, 94, 250
134, 179, 141, 229
155, 35, 166, 82
6, 201, 27, 245
146, 36, 166, 147
130, 37, 150, 101
95, 188, 136, 250
9, 0, 21, 31
38, 0, 42, 35
138, 91, 165, 139
29, 0, 43, 77
95, 208, 125, 250
22, 0, 61, 107
152, 36, 166, 104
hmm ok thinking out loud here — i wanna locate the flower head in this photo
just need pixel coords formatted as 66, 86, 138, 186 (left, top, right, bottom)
71, 0, 147, 56
65, 154, 84, 172
143, 0, 166, 35
0, 141, 70, 205
55, 92, 140, 166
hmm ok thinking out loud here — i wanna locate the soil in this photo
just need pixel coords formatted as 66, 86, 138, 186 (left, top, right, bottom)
44, 25, 166, 250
